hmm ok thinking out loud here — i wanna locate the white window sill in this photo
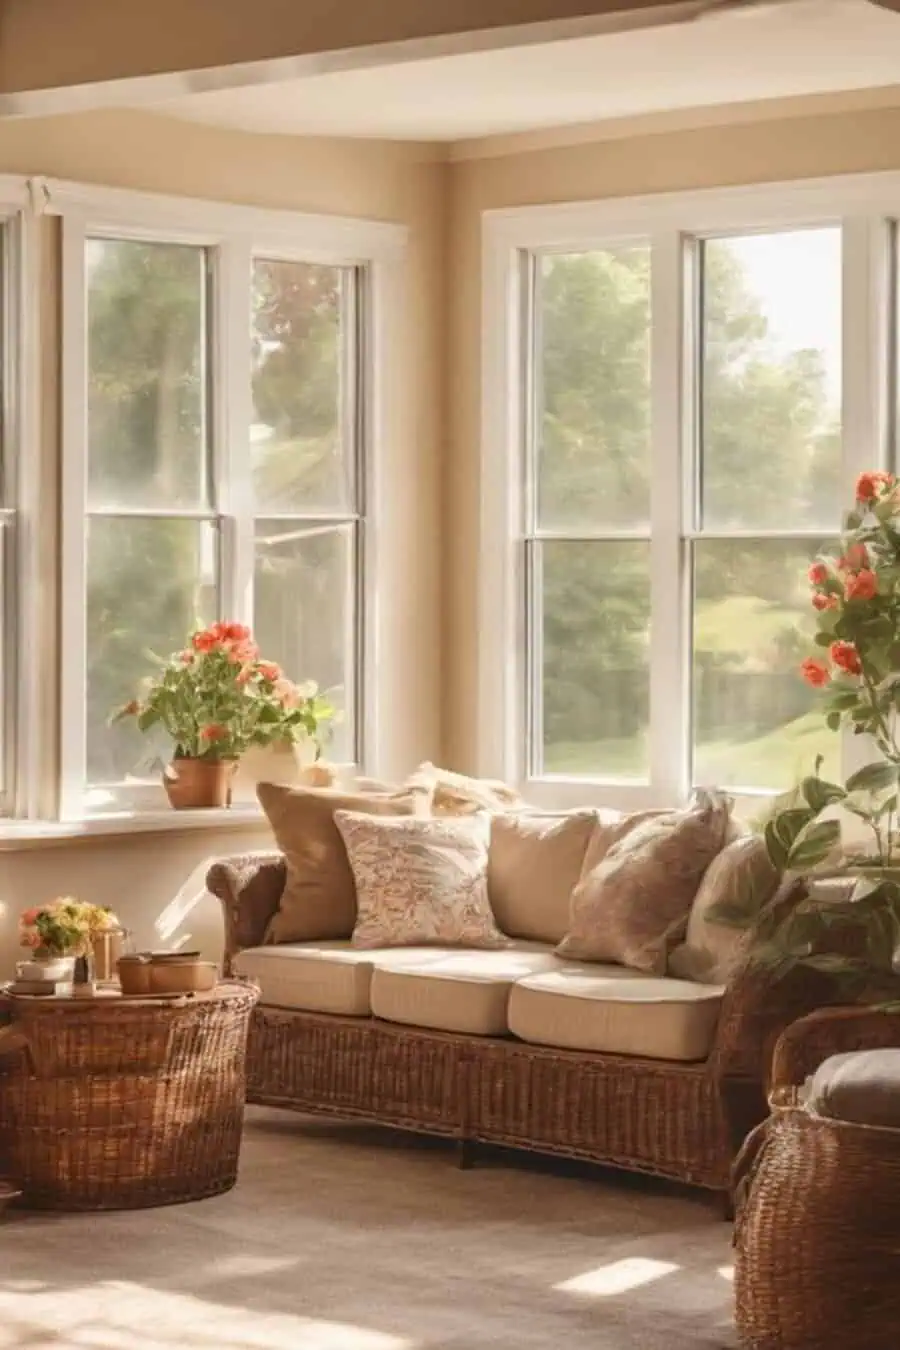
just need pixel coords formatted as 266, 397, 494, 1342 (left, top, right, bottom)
0, 804, 270, 850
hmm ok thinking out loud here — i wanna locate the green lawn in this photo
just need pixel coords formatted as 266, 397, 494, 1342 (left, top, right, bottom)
544, 710, 838, 792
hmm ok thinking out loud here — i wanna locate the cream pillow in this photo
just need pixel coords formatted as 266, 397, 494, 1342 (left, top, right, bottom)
258, 781, 429, 944
335, 810, 509, 950
405, 762, 522, 816
556, 791, 731, 975
668, 834, 779, 984
487, 810, 600, 942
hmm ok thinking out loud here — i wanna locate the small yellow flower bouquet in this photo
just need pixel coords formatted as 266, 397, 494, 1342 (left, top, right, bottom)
19, 898, 119, 958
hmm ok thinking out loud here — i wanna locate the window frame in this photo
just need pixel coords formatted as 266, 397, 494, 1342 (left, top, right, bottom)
55, 180, 405, 822
480, 172, 899, 812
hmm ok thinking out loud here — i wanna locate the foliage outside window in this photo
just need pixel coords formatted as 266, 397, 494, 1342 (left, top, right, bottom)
526, 227, 844, 794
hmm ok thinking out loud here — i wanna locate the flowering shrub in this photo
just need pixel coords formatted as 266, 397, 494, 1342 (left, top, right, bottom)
20, 898, 118, 956
112, 622, 336, 761
708, 470, 900, 998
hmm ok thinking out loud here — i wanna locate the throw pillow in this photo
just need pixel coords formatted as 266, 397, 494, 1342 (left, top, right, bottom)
668, 834, 779, 984
334, 810, 509, 950
405, 762, 522, 815
487, 810, 601, 942
258, 781, 430, 944
556, 790, 731, 975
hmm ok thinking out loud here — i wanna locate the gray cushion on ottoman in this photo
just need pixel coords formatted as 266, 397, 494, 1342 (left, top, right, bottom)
809, 1049, 900, 1130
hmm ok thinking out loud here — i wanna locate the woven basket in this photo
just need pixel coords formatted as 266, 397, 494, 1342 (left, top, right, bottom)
734, 1104, 900, 1349
0, 982, 258, 1211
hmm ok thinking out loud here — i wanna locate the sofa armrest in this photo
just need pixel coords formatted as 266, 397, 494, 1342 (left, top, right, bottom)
206, 852, 286, 973
708, 876, 838, 1082
770, 1004, 900, 1095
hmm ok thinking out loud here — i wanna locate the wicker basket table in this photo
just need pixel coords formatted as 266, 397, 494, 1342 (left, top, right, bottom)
0, 980, 258, 1211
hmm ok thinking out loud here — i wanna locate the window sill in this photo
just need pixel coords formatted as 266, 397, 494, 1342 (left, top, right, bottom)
0, 804, 270, 850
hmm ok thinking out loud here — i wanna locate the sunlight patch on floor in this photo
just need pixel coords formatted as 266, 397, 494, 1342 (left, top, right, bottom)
0, 1281, 415, 1350
555, 1257, 679, 1298
718, 1265, 735, 1282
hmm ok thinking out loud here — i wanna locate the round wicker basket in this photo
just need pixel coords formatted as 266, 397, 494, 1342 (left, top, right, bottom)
734, 1104, 900, 1349
0, 981, 258, 1211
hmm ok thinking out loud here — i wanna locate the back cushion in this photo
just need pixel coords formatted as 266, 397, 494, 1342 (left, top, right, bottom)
487, 811, 600, 942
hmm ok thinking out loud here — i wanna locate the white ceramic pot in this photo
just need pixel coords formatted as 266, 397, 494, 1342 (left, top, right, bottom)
17, 955, 76, 982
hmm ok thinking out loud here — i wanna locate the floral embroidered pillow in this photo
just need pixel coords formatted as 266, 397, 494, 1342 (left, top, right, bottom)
334, 810, 510, 950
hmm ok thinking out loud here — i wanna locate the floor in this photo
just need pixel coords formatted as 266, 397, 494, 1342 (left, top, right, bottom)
0, 1108, 736, 1350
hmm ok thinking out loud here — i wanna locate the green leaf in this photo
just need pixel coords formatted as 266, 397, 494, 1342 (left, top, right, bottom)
814, 631, 834, 648
845, 761, 899, 795
825, 711, 842, 732
764, 817, 790, 871
786, 819, 841, 870
801, 775, 846, 812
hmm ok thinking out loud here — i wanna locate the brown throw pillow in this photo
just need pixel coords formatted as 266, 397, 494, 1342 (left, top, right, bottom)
668, 834, 779, 984
556, 790, 731, 974
258, 781, 429, 944
487, 810, 600, 942
335, 811, 509, 950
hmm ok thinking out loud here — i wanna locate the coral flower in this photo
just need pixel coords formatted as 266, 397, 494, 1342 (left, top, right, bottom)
800, 658, 831, 688
807, 562, 829, 586
199, 724, 228, 743
855, 470, 894, 503
830, 640, 862, 676
845, 569, 878, 602
812, 592, 838, 612
257, 661, 282, 683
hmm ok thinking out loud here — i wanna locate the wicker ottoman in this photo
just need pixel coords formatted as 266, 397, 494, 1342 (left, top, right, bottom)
734, 1049, 900, 1349
0, 981, 258, 1211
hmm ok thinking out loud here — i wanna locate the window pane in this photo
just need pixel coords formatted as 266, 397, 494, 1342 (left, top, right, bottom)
252, 260, 351, 514
700, 229, 842, 531
536, 247, 650, 531
254, 520, 356, 761
536, 541, 650, 780
86, 518, 217, 786
87, 239, 209, 510
692, 538, 838, 792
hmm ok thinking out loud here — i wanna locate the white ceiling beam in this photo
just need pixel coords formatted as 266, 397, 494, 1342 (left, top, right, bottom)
0, 0, 755, 117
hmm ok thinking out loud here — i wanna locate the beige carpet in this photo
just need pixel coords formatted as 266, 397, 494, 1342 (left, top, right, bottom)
1, 1107, 736, 1349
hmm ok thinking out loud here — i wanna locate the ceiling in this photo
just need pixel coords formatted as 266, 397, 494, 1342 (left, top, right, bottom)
154, 0, 900, 145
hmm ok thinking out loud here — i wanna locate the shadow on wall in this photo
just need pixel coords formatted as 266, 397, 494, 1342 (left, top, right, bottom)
0, 826, 272, 979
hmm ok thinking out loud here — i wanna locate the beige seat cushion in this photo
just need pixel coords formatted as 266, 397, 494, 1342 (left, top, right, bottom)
508, 966, 725, 1062
557, 790, 731, 974
258, 781, 428, 944
233, 941, 454, 1016
487, 810, 600, 943
669, 834, 779, 983
370, 943, 561, 1036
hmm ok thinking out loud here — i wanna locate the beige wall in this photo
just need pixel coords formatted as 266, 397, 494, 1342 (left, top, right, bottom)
0, 109, 445, 977
446, 101, 900, 771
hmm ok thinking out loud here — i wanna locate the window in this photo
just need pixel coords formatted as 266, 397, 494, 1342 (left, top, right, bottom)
251, 259, 363, 765
482, 182, 900, 807
690, 229, 843, 791
528, 246, 652, 781
57, 191, 398, 822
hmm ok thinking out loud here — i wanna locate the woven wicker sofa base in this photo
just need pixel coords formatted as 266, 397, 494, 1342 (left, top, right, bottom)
247, 1005, 732, 1192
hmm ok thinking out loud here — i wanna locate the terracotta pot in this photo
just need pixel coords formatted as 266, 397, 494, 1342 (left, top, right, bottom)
163, 757, 235, 810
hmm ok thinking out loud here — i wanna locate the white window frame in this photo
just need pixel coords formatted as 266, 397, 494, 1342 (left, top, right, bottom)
52, 179, 406, 821
479, 170, 900, 812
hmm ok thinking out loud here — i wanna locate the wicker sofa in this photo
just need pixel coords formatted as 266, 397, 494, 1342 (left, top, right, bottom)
208, 853, 840, 1200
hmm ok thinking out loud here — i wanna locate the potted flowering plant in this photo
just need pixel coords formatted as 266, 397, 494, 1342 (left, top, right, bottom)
113, 621, 336, 809
19, 899, 119, 984
711, 471, 900, 997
